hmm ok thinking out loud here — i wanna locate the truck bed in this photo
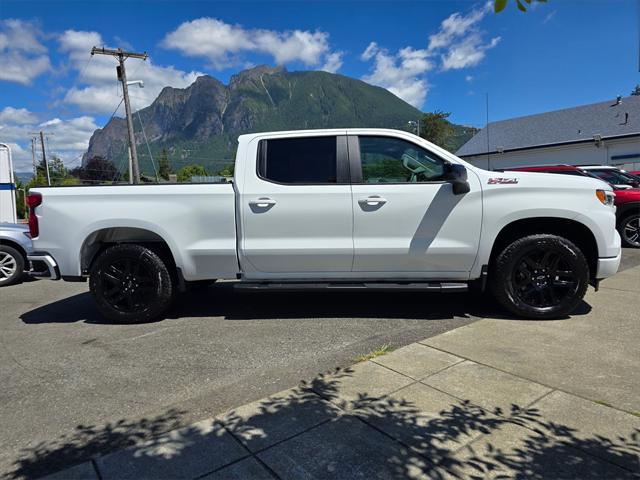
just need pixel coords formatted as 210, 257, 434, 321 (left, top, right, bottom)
32, 183, 239, 280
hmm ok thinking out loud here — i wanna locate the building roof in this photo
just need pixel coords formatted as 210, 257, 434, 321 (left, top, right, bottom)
456, 95, 640, 157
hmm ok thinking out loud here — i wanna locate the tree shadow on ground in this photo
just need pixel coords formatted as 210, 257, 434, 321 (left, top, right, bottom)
9, 367, 638, 479
20, 283, 592, 325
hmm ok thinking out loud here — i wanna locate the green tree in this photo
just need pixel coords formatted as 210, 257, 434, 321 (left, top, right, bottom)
631, 85, 640, 96
13, 175, 27, 219
419, 111, 455, 149
218, 161, 235, 178
494, 0, 546, 13
158, 148, 173, 181
79, 156, 118, 184
177, 164, 207, 183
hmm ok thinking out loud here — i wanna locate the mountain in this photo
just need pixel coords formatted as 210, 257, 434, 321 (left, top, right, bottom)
83, 66, 472, 174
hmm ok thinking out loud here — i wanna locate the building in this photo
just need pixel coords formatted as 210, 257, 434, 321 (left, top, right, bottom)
0, 143, 17, 224
456, 95, 640, 171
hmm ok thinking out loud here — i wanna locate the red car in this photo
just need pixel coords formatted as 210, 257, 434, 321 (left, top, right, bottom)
507, 165, 640, 248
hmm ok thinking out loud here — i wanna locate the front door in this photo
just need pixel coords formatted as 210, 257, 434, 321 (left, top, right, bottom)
240, 134, 354, 277
349, 134, 482, 278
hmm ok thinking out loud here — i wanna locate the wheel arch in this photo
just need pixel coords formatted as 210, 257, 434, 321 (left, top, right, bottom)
488, 217, 599, 279
616, 202, 640, 223
80, 226, 178, 274
0, 239, 28, 265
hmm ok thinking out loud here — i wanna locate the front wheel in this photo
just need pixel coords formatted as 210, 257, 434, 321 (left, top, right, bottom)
89, 244, 175, 323
490, 234, 589, 319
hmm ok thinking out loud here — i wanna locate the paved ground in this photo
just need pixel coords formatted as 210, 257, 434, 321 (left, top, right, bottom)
34, 261, 640, 480
1, 249, 638, 478
1, 275, 480, 478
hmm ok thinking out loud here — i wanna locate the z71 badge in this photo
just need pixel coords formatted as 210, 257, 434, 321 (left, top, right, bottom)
488, 177, 519, 184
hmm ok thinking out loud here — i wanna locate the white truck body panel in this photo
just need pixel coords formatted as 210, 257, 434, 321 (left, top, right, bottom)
30, 128, 621, 284
34, 183, 238, 280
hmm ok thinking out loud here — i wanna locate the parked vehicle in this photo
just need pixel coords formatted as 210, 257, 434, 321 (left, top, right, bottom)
28, 129, 621, 322
577, 165, 640, 189
576, 166, 640, 248
508, 165, 640, 248
0, 223, 33, 286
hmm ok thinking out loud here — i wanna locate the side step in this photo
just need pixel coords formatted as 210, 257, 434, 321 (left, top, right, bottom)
234, 282, 468, 293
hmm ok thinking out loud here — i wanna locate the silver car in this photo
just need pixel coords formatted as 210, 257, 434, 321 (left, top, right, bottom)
0, 223, 33, 286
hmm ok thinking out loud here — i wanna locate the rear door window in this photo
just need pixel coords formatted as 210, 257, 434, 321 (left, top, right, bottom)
259, 136, 338, 184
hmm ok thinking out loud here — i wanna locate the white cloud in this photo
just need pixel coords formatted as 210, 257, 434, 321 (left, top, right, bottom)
543, 10, 557, 24
427, 2, 491, 51
0, 107, 38, 124
441, 34, 500, 71
0, 19, 51, 85
465, 75, 474, 82
321, 51, 343, 73
360, 2, 499, 108
361, 42, 432, 108
162, 17, 342, 72
0, 112, 100, 170
58, 29, 204, 114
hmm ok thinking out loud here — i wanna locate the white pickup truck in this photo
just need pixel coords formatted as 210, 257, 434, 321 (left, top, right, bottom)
28, 129, 621, 322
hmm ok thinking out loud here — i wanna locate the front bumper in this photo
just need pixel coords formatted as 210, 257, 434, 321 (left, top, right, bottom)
596, 252, 621, 279
27, 253, 60, 280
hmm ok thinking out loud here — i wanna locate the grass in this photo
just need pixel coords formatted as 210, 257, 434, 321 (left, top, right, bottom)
594, 400, 613, 408
355, 344, 394, 363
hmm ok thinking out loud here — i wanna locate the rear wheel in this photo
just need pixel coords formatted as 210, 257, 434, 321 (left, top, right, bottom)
0, 245, 24, 287
620, 213, 640, 248
490, 234, 589, 319
89, 244, 174, 323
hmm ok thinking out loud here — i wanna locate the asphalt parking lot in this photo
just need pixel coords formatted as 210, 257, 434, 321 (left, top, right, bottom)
1, 248, 639, 478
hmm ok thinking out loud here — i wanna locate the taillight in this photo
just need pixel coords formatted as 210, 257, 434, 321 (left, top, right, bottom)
27, 192, 42, 238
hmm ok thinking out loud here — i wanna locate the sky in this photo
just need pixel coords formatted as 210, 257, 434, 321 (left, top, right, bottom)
0, 0, 638, 171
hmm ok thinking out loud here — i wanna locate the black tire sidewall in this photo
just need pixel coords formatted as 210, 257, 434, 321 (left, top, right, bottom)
0, 245, 25, 287
491, 235, 589, 319
89, 244, 174, 323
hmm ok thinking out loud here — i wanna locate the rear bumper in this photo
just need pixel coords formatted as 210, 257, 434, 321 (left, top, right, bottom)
27, 253, 60, 280
596, 252, 621, 279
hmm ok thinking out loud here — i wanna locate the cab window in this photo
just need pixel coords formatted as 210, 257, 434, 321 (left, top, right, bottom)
358, 136, 445, 184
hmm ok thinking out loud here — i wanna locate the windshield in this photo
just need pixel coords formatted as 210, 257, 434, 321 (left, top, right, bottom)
586, 169, 640, 186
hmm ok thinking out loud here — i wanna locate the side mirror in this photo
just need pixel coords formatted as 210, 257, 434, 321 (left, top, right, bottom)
444, 163, 470, 195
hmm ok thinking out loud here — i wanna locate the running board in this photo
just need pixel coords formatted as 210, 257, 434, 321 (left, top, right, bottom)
234, 282, 468, 292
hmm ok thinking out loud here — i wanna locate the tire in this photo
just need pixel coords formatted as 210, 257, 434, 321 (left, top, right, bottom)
89, 244, 175, 323
0, 245, 25, 287
490, 234, 589, 319
620, 213, 640, 248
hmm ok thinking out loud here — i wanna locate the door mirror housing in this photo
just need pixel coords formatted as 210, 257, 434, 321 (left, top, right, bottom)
444, 162, 470, 195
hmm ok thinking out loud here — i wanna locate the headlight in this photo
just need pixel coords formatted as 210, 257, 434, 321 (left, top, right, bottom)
596, 189, 615, 207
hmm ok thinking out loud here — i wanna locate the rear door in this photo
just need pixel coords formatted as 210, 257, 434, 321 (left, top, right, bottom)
349, 133, 482, 278
239, 133, 354, 277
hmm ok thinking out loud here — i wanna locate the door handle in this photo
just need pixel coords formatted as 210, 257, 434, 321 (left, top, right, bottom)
249, 198, 276, 208
359, 196, 387, 205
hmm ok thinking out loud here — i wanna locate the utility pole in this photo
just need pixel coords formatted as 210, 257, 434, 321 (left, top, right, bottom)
31, 137, 37, 177
91, 47, 148, 184
30, 131, 52, 185
40, 131, 50, 186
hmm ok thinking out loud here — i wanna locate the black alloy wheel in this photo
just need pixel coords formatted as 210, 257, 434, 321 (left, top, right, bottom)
511, 248, 579, 309
90, 244, 174, 323
491, 234, 589, 319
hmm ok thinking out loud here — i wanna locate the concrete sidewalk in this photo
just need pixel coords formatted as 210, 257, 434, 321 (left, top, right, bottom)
41, 266, 640, 479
